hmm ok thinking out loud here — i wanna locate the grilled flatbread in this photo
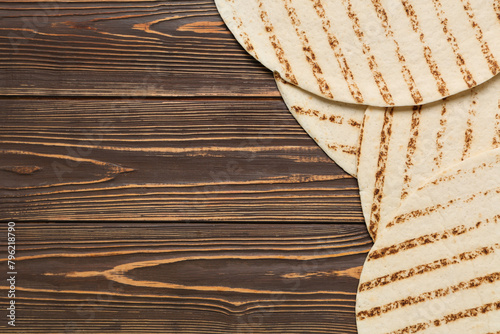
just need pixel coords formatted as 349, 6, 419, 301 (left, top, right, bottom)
356, 148, 500, 334
276, 77, 366, 176
358, 75, 500, 239
216, 0, 500, 107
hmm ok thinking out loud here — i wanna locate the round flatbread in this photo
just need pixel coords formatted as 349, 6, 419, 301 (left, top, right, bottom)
216, 0, 500, 107
356, 148, 500, 334
276, 77, 366, 176
358, 75, 500, 239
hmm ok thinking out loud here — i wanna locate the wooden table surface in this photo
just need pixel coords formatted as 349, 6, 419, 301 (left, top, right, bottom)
0, 1, 370, 333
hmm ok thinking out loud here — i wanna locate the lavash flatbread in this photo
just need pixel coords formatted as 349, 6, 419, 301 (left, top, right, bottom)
216, 0, 500, 107
356, 148, 500, 334
358, 74, 500, 239
276, 77, 366, 176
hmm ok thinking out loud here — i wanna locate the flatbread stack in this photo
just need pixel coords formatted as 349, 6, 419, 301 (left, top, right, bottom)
215, 0, 500, 332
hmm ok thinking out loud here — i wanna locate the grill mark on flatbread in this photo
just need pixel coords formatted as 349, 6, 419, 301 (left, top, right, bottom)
462, 90, 478, 160
283, 0, 334, 99
358, 243, 500, 292
348, 119, 361, 128
327, 143, 358, 155
388, 301, 500, 334
460, 0, 499, 75
368, 214, 500, 261
273, 71, 287, 84
291, 106, 361, 129
357, 272, 500, 321
431, 0, 476, 88
494, 111, 500, 148
290, 105, 344, 124
368, 108, 394, 239
342, 0, 394, 105
462, 120, 474, 161
419, 154, 500, 191
256, 0, 298, 85
370, 0, 423, 104
311, 0, 363, 103
227, 0, 259, 59
401, 106, 422, 200
357, 113, 368, 170
433, 100, 448, 170
387, 188, 500, 228
495, 0, 500, 20
401, 0, 449, 97
239, 31, 258, 59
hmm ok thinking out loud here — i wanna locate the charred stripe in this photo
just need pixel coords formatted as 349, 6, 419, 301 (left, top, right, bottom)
388, 301, 500, 334
342, 0, 394, 105
369, 214, 500, 261
462, 89, 478, 161
460, 0, 499, 74
495, 0, 500, 21
227, 0, 259, 59
421, 155, 500, 191
256, 0, 298, 85
327, 143, 359, 155
357, 112, 368, 170
311, 0, 363, 103
371, 0, 423, 104
401, 0, 449, 96
433, 100, 448, 170
386, 188, 500, 228
431, 0, 476, 88
369, 108, 394, 239
359, 243, 500, 292
357, 272, 500, 320
401, 106, 422, 200
290, 105, 344, 124
283, 0, 334, 99
493, 109, 500, 148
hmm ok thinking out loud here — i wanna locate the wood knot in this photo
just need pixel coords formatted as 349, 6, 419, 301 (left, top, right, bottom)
0, 166, 42, 175
178, 21, 229, 34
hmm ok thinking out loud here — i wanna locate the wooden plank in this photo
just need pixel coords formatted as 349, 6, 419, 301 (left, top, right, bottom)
0, 1, 279, 97
0, 222, 371, 333
0, 98, 363, 221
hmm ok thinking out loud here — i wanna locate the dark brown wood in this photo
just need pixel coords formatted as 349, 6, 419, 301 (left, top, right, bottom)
0, 98, 363, 221
0, 222, 371, 333
0, 1, 368, 332
0, 1, 278, 97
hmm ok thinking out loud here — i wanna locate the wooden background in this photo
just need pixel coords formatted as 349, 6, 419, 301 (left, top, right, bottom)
0, 1, 369, 332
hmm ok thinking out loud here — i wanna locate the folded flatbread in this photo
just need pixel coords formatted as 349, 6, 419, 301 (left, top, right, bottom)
356, 148, 500, 334
276, 77, 365, 176
216, 0, 500, 106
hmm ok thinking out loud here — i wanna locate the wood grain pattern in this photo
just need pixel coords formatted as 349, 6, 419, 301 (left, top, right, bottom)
0, 1, 367, 332
0, 1, 278, 97
0, 223, 371, 333
0, 98, 363, 221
